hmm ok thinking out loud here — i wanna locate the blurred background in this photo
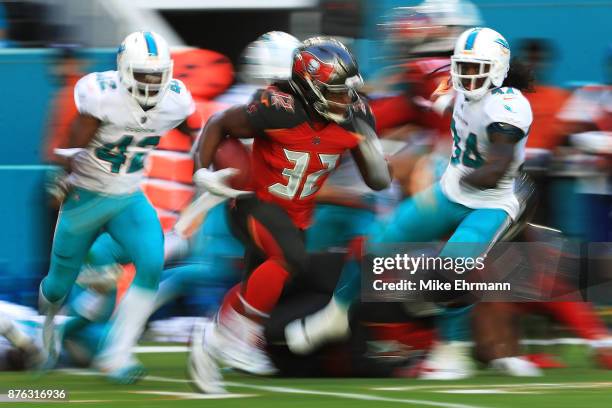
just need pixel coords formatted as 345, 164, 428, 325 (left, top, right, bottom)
0, 0, 610, 330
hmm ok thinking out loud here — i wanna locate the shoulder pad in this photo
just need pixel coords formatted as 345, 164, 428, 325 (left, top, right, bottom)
165, 78, 196, 116
74, 72, 106, 118
483, 87, 532, 132
259, 87, 297, 114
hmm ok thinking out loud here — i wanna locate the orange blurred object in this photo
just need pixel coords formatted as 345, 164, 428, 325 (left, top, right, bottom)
525, 85, 571, 149
142, 179, 195, 212
172, 48, 234, 101
146, 150, 194, 184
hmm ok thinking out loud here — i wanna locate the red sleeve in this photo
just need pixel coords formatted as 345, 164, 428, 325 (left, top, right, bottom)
369, 94, 418, 133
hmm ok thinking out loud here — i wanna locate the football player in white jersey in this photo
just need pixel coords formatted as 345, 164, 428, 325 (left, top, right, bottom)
39, 31, 196, 382
285, 27, 537, 378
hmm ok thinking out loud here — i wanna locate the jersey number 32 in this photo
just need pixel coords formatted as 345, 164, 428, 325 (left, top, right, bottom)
269, 149, 340, 200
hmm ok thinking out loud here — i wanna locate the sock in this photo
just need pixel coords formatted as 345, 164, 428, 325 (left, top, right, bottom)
242, 260, 289, 316
437, 305, 473, 342
333, 236, 365, 309
95, 285, 156, 371
536, 301, 608, 340
39, 281, 65, 313
333, 260, 361, 309
219, 284, 244, 321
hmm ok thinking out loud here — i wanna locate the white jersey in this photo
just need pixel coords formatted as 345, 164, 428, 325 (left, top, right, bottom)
69, 71, 195, 195
440, 87, 533, 219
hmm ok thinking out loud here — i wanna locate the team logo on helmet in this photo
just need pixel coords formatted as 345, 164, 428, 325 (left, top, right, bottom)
307, 59, 320, 74
296, 52, 335, 83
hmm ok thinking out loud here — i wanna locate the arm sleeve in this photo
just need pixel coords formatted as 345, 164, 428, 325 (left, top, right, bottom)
486, 122, 526, 144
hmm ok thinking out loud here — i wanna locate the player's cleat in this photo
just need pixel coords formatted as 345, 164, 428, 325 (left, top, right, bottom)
212, 309, 277, 375
419, 341, 474, 380
188, 319, 226, 394
106, 362, 147, 385
285, 298, 350, 355
490, 356, 542, 377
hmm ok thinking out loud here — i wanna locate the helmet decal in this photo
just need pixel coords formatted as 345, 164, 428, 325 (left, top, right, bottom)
143, 31, 158, 57
296, 51, 335, 83
307, 58, 320, 74
494, 37, 510, 50
464, 28, 482, 51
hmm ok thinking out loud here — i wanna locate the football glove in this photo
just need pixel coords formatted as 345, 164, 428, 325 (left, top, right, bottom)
45, 167, 71, 205
193, 168, 251, 198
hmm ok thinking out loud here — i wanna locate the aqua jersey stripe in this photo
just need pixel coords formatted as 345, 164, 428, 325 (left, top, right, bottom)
143, 31, 158, 56
464, 28, 482, 51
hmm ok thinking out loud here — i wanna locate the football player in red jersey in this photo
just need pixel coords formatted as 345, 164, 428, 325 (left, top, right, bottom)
192, 37, 391, 388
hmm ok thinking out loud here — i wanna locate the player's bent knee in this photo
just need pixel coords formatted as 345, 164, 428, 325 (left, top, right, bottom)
131, 256, 164, 290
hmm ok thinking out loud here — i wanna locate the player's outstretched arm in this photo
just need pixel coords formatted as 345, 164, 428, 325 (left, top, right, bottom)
461, 122, 523, 190
350, 117, 392, 191
198, 105, 254, 169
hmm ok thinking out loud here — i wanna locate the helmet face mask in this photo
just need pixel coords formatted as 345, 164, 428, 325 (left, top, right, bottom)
117, 31, 173, 107
450, 27, 510, 100
316, 83, 361, 123
290, 37, 363, 123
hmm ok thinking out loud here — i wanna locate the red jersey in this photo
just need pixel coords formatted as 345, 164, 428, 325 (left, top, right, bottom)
245, 86, 374, 229
370, 57, 451, 135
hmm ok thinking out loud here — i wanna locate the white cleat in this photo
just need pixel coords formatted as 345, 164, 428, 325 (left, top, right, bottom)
419, 341, 475, 380
490, 357, 542, 377
213, 309, 277, 375
285, 298, 350, 355
188, 319, 226, 394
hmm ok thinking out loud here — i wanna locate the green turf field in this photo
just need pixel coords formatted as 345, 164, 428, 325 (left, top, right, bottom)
1, 345, 611, 408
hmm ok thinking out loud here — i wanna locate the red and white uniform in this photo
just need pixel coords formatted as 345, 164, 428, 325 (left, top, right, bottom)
245, 86, 375, 228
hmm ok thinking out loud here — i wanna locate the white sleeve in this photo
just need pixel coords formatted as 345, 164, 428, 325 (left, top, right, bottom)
167, 79, 196, 119
74, 73, 104, 119
483, 90, 533, 134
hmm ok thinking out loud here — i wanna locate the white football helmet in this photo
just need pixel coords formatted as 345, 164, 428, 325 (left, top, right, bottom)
117, 31, 173, 107
240, 31, 301, 84
451, 27, 511, 100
